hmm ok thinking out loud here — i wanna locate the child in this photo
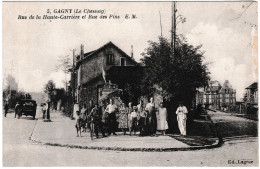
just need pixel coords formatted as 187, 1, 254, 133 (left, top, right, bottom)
129, 106, 138, 135
80, 104, 87, 132
75, 110, 83, 137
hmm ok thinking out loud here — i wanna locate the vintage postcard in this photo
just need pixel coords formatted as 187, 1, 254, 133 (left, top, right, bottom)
2, 1, 258, 167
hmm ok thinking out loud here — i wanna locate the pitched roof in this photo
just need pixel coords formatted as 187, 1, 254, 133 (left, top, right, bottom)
246, 82, 258, 89
222, 80, 232, 89
75, 41, 137, 69
219, 80, 235, 93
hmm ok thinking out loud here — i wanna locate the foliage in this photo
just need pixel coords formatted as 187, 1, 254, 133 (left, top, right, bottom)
123, 82, 142, 105
55, 55, 73, 91
4, 75, 18, 91
44, 80, 56, 94
242, 92, 248, 102
43, 79, 69, 110
141, 36, 210, 107
3, 89, 30, 108
55, 55, 73, 74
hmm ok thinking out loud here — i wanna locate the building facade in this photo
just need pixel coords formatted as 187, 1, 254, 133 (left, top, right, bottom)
72, 41, 141, 109
219, 80, 236, 107
245, 82, 258, 105
196, 80, 236, 110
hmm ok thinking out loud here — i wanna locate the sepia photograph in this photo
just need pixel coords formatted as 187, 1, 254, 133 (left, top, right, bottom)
2, 1, 259, 167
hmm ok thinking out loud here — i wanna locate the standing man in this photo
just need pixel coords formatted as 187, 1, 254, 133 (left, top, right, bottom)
42, 103, 47, 119
145, 97, 157, 136
46, 101, 51, 121
89, 104, 106, 138
73, 102, 80, 120
176, 102, 188, 136
4, 102, 9, 117
105, 99, 118, 136
14, 102, 20, 118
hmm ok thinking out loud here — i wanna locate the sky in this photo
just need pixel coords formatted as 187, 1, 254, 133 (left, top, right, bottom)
2, 1, 258, 100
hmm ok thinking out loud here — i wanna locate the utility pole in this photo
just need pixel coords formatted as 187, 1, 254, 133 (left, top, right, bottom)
72, 49, 76, 104
70, 49, 76, 120
171, 1, 177, 55
159, 11, 163, 37
3, 68, 6, 89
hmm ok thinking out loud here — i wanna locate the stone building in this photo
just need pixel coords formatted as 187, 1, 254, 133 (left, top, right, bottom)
72, 41, 143, 109
219, 80, 236, 107
196, 80, 236, 110
245, 82, 258, 105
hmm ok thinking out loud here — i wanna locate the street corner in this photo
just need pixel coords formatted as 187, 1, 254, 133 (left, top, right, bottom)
30, 120, 220, 152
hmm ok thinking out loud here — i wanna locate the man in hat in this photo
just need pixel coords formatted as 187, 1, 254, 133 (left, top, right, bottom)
176, 102, 188, 136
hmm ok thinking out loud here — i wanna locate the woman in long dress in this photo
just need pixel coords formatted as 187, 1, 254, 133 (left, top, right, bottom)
126, 102, 133, 131
157, 102, 168, 135
118, 103, 128, 135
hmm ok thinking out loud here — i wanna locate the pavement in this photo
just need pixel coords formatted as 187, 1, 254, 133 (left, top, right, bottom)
30, 111, 220, 151
207, 110, 258, 139
3, 108, 258, 166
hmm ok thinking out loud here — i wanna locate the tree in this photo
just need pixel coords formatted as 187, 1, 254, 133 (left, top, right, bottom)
141, 36, 210, 108
5, 74, 18, 91
44, 80, 56, 94
44, 80, 56, 104
2, 89, 28, 108
55, 55, 72, 92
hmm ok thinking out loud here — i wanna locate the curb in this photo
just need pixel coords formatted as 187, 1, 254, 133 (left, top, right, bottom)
29, 118, 39, 141
206, 110, 224, 146
30, 138, 220, 152
30, 134, 221, 152
29, 112, 223, 152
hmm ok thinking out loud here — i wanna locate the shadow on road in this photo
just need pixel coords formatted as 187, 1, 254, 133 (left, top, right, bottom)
214, 120, 258, 146
16, 117, 38, 120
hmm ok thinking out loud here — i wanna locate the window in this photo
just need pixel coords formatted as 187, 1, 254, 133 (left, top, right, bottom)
120, 57, 126, 66
107, 54, 115, 65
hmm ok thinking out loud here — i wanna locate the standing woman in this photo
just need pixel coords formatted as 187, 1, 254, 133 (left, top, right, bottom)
118, 103, 128, 135
157, 102, 168, 135
126, 102, 133, 131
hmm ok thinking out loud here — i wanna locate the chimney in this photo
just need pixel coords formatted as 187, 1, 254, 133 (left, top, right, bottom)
131, 45, 133, 59
80, 44, 84, 59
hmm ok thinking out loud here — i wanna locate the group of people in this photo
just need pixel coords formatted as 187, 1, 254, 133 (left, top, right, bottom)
73, 97, 188, 138
117, 97, 168, 136
117, 97, 188, 136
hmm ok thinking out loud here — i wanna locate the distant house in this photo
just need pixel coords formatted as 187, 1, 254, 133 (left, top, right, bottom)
245, 82, 258, 105
72, 41, 143, 108
219, 80, 236, 107
196, 80, 236, 110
